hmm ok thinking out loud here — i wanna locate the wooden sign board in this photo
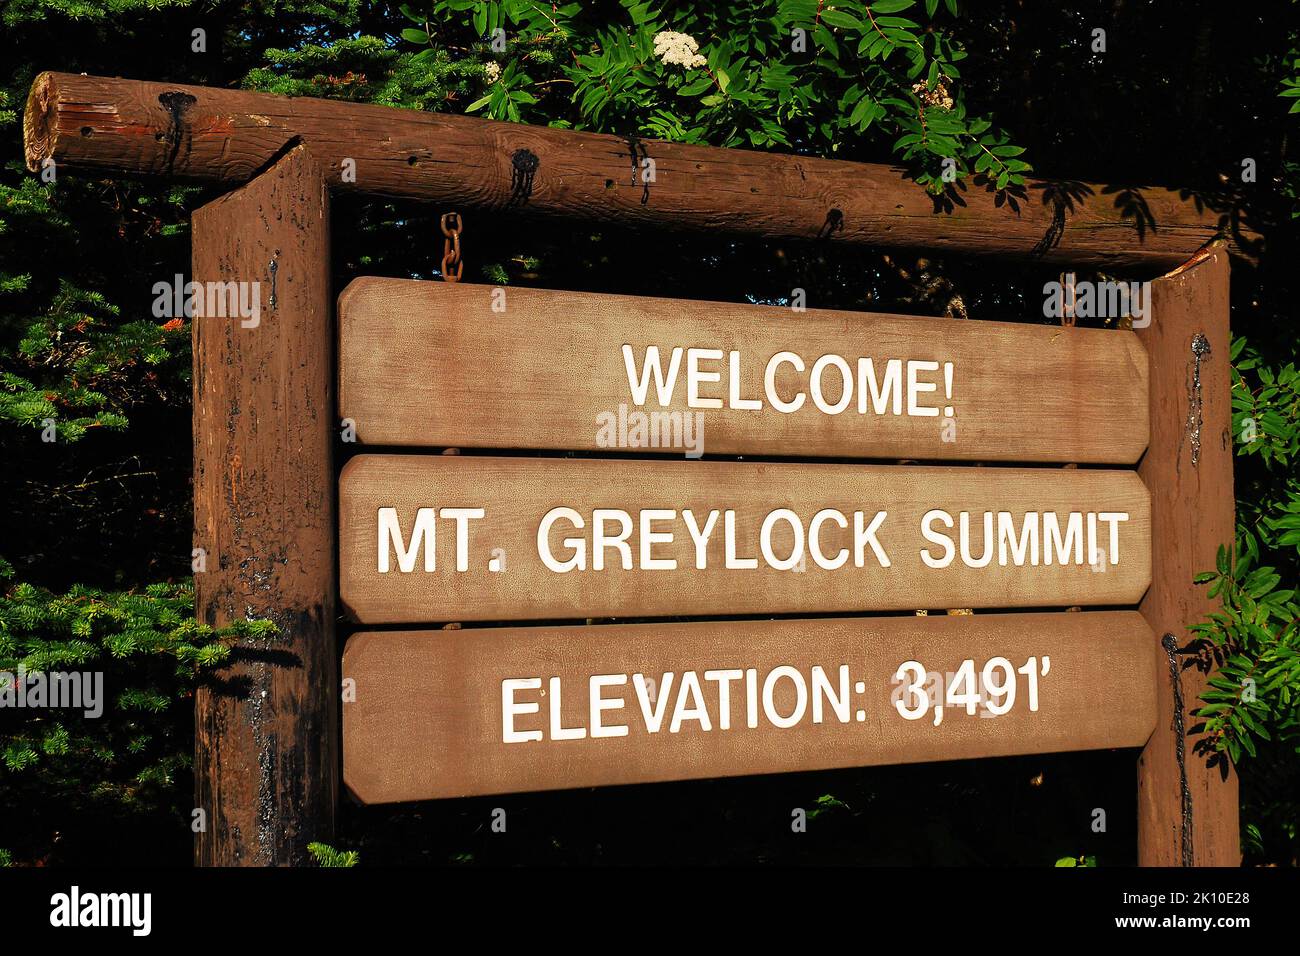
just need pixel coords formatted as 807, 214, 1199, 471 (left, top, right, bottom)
342, 611, 1157, 803
32, 70, 1224, 863
337, 279, 1149, 464
339, 455, 1151, 623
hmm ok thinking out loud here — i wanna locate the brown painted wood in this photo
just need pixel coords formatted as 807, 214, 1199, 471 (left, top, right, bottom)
339, 455, 1151, 623
342, 611, 1157, 803
1136, 245, 1240, 866
192, 145, 337, 865
24, 71, 1255, 269
338, 278, 1149, 464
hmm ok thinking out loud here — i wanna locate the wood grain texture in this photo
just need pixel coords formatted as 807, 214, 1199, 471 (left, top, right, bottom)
192, 146, 337, 866
339, 455, 1151, 623
342, 611, 1158, 803
24, 71, 1257, 269
1136, 245, 1240, 866
338, 278, 1149, 464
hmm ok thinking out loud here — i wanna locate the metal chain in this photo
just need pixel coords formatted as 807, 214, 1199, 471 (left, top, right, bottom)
1162, 633, 1195, 867
440, 212, 463, 283
1060, 271, 1077, 327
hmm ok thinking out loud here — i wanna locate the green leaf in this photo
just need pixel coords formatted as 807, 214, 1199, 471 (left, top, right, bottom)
871, 0, 917, 12
848, 97, 877, 127
821, 10, 864, 29
814, 24, 840, 57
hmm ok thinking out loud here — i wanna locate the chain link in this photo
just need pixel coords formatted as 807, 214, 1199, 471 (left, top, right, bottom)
1059, 271, 1077, 327
440, 212, 463, 283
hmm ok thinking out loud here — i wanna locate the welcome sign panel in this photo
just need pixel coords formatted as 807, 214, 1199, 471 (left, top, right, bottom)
342, 611, 1157, 803
337, 280, 1149, 464
339, 456, 1151, 623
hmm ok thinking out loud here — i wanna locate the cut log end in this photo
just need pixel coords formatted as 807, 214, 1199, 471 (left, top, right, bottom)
23, 71, 57, 173
1160, 237, 1227, 279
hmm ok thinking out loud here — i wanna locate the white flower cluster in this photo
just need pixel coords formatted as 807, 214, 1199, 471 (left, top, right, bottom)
653, 30, 707, 69
484, 61, 502, 83
911, 79, 954, 110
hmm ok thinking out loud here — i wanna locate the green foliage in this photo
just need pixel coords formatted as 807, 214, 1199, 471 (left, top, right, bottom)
1, 0, 199, 27
805, 792, 850, 820
1232, 335, 1300, 473
395, 0, 1029, 194
1279, 28, 1300, 219
1191, 541, 1300, 763
0, 577, 270, 862
307, 841, 360, 867
1053, 854, 1097, 867
242, 35, 475, 111
1191, 329, 1300, 770
0, 130, 193, 440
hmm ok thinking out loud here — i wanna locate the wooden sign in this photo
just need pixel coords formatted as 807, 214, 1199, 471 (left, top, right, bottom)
342, 611, 1157, 803
339, 455, 1151, 623
337, 279, 1149, 464
35, 71, 1231, 864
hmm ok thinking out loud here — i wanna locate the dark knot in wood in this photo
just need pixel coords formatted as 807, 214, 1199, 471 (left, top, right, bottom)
509, 148, 539, 205
623, 133, 652, 205
819, 207, 845, 238
157, 91, 197, 174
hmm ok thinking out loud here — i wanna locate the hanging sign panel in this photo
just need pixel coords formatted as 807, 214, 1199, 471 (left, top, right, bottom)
341, 611, 1157, 803
338, 455, 1151, 623
337, 279, 1149, 464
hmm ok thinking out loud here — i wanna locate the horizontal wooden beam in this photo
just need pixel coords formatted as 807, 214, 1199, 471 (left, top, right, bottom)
25, 71, 1255, 269
343, 611, 1158, 803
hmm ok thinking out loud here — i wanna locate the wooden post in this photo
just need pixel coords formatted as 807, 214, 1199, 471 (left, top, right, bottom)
191, 145, 336, 866
1136, 243, 1240, 866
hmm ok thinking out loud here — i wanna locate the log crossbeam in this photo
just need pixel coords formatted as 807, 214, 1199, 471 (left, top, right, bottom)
24, 71, 1259, 271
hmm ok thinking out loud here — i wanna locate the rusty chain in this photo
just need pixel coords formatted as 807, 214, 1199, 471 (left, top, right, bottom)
1059, 271, 1077, 327
440, 212, 463, 283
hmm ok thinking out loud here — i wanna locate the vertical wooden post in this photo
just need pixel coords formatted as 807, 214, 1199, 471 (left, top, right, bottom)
1137, 243, 1240, 866
192, 145, 337, 866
